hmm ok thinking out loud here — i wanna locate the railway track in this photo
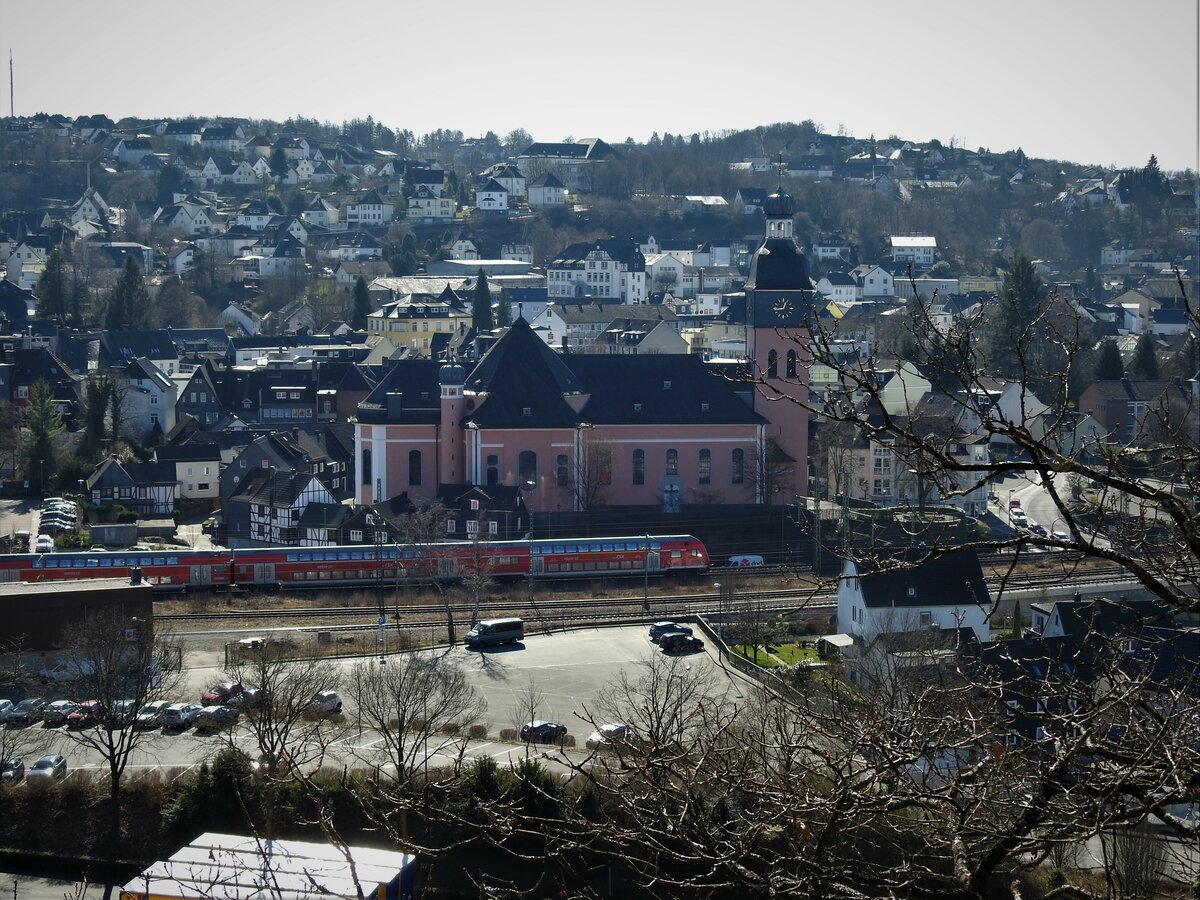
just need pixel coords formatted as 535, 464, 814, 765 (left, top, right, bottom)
158, 563, 1138, 625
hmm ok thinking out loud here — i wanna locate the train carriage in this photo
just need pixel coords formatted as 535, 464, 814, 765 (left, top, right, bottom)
0, 534, 709, 592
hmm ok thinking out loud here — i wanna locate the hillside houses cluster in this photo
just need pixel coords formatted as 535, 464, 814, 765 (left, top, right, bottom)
0, 114, 1197, 553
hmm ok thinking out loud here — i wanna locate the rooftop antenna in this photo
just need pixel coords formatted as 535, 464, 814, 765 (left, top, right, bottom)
8, 49, 13, 118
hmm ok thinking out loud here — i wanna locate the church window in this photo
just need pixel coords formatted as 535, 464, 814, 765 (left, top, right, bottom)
632, 449, 645, 485
486, 454, 499, 486
556, 454, 569, 488
408, 450, 422, 486
786, 349, 798, 378
698, 449, 711, 485
732, 449, 745, 485
665, 449, 679, 476
767, 350, 778, 379
518, 451, 537, 488
361, 448, 371, 485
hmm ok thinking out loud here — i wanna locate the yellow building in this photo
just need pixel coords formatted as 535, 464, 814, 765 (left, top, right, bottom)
366, 286, 472, 356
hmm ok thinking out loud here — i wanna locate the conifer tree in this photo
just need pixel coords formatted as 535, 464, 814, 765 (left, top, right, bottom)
105, 256, 150, 331
1129, 332, 1160, 380
472, 269, 493, 332
24, 380, 63, 491
350, 275, 373, 331
35, 248, 69, 320
495, 287, 513, 327
1094, 339, 1125, 381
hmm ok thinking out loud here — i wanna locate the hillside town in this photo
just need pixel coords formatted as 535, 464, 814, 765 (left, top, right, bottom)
0, 110, 1198, 898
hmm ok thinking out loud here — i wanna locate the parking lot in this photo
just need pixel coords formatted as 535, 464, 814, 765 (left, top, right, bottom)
1, 625, 745, 783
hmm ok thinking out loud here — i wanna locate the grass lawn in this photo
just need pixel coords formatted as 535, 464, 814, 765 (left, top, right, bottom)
729, 644, 782, 668
771, 643, 820, 665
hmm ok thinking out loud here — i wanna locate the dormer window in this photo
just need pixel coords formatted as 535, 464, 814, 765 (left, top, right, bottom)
700, 402, 710, 412
522, 407, 532, 416
663, 381, 672, 390
633, 403, 642, 412
907, 585, 917, 598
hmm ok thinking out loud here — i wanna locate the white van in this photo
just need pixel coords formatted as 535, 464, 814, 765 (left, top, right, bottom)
727, 554, 765, 567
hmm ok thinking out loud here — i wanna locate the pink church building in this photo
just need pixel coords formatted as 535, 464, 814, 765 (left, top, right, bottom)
352, 188, 815, 521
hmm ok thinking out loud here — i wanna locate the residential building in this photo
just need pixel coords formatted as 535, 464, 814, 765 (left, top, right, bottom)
547, 239, 647, 304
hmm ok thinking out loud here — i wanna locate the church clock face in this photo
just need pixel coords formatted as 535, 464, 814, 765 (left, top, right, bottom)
772, 297, 794, 320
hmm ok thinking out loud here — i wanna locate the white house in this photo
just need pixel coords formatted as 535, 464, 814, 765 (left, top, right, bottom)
890, 235, 937, 269
302, 197, 340, 228
815, 272, 860, 303
116, 358, 177, 442
526, 172, 567, 208
474, 178, 509, 211
344, 189, 393, 227
836, 550, 992, 644
851, 264, 895, 299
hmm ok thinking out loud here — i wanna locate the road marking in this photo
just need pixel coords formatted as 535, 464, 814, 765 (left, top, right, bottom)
465, 741, 494, 754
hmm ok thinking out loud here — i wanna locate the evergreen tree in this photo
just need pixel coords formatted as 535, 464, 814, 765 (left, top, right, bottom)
24, 380, 63, 492
269, 147, 289, 178
472, 270, 493, 332
105, 256, 150, 331
81, 378, 110, 459
495, 287, 513, 327
984, 254, 1043, 379
1095, 339, 1124, 380
1129, 332, 1160, 380
35, 248, 69, 320
350, 275, 372, 331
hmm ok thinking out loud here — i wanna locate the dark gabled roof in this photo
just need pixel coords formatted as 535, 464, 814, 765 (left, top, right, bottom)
355, 360, 446, 425
521, 138, 620, 161
527, 172, 565, 189
550, 238, 645, 271
821, 272, 857, 287
851, 549, 990, 610
298, 502, 351, 530
476, 178, 507, 193
436, 483, 525, 511
153, 443, 221, 463
566, 354, 766, 426
463, 320, 582, 429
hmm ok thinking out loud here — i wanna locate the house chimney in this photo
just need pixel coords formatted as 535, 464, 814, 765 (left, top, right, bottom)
292, 426, 299, 441
387, 391, 403, 419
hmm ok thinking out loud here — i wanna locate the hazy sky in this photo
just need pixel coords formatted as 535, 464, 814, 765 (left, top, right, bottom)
6, 0, 1198, 171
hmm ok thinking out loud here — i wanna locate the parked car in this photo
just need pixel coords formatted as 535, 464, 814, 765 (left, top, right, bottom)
194, 705, 239, 731
1009, 509, 1029, 527
7, 697, 47, 726
26, 754, 66, 780
585, 723, 629, 749
42, 700, 81, 727
305, 690, 343, 717
228, 687, 266, 710
134, 701, 172, 729
1051, 530, 1070, 541
520, 720, 567, 743
1009, 498, 1022, 509
33, 535, 54, 554
107, 700, 138, 727
162, 703, 203, 729
1028, 522, 1047, 537
1, 758, 24, 782
250, 751, 293, 777
661, 633, 705, 654
66, 700, 104, 729
649, 622, 692, 642
0, 700, 13, 724
201, 681, 244, 705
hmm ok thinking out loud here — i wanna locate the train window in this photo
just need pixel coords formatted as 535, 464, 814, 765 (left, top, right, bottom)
300, 553, 312, 562
87, 559, 98, 567
672, 551, 682, 559
320, 570, 331, 579
100, 558, 111, 567
141, 557, 152, 566
351, 552, 363, 560
154, 557, 164, 565
339, 552, 350, 560
602, 543, 613, 552
554, 545, 564, 553
585, 562, 596, 571
292, 573, 303, 580
168, 557, 178, 565
573, 563, 584, 571
651, 542, 661, 550
287, 553, 298, 562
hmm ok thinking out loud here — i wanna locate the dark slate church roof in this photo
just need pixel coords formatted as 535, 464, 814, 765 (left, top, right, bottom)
746, 190, 814, 292
567, 355, 765, 426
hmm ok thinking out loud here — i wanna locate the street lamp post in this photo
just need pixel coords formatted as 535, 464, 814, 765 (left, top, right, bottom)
713, 582, 722, 639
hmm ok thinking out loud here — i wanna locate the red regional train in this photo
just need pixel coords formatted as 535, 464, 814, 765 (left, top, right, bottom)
0, 534, 710, 592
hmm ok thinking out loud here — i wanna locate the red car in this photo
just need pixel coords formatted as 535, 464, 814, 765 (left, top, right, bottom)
66, 700, 104, 729
201, 681, 244, 705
